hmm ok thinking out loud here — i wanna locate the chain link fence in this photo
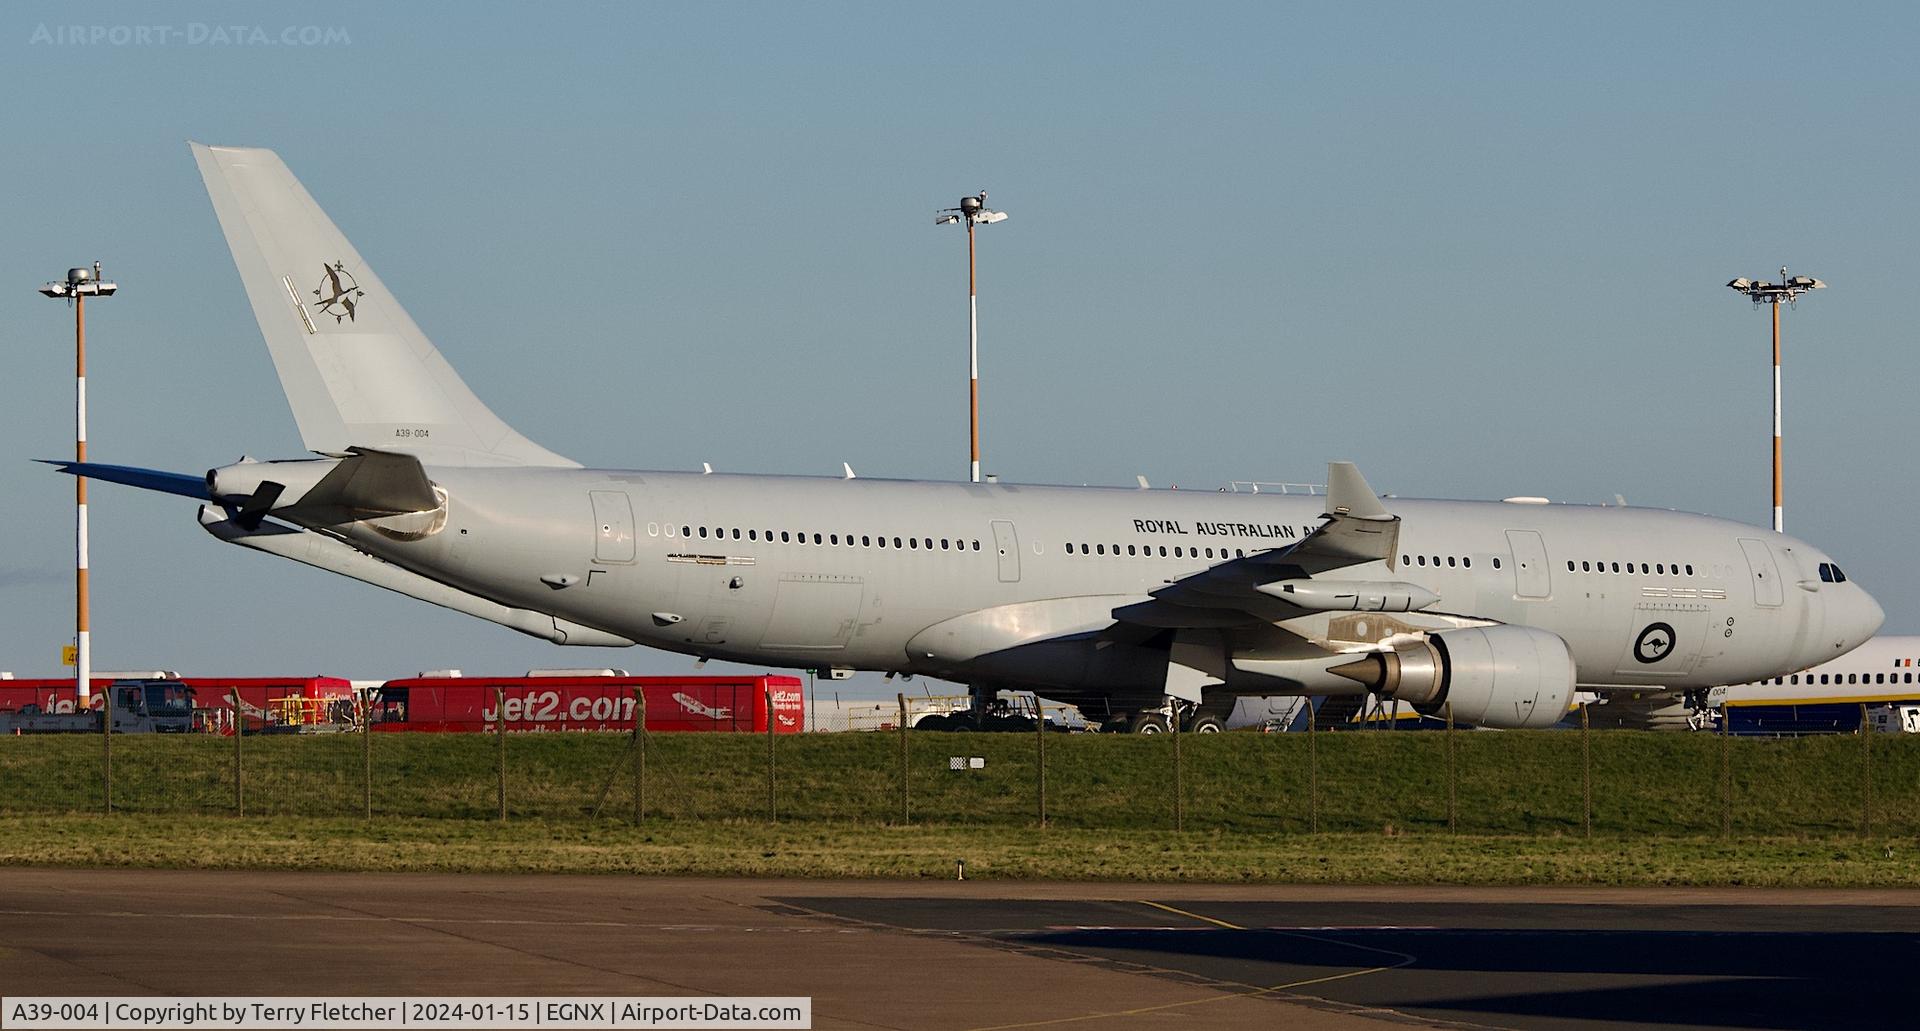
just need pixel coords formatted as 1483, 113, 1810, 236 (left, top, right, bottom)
2, 701, 1915, 838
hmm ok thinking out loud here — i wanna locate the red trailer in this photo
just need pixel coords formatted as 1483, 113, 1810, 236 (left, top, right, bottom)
180, 677, 357, 734
1, 675, 354, 733
0, 678, 120, 715
371, 674, 805, 733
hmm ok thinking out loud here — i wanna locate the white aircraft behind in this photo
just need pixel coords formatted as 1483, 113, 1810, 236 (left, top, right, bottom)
50, 144, 1886, 732
1702, 634, 1920, 718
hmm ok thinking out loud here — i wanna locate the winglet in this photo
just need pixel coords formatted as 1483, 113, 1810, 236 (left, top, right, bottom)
1325, 462, 1391, 521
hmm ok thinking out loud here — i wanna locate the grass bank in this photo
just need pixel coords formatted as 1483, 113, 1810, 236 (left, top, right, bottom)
2, 729, 1915, 838
2, 813, 1917, 887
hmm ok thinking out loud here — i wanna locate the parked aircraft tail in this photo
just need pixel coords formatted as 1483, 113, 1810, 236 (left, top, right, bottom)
190, 143, 576, 468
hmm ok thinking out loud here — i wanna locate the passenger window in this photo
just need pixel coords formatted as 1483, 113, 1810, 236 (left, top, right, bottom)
1566, 561, 1574, 572
681, 525, 691, 538
1401, 554, 1410, 565
1848, 674, 1858, 685
894, 537, 903, 549
862, 535, 871, 547
1205, 548, 1215, 558
1126, 545, 1136, 556
941, 539, 950, 550
1417, 555, 1426, 566
1097, 544, 1106, 555
1820, 674, 1829, 684
698, 527, 708, 538
1492, 558, 1502, 569
1791, 675, 1800, 685
1685, 564, 1694, 576
1159, 546, 1168, 557
1236, 549, 1245, 558
1611, 562, 1620, 573
908, 537, 917, 549
1581, 561, 1590, 572
1463, 557, 1471, 568
1655, 563, 1663, 574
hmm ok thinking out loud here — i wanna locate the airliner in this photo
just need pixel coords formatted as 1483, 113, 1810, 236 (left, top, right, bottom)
51, 144, 1885, 733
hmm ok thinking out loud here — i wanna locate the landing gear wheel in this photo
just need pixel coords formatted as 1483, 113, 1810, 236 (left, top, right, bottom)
1101, 715, 1132, 735
1184, 715, 1225, 734
1129, 712, 1171, 734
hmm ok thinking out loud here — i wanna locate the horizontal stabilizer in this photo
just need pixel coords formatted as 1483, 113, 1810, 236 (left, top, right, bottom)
40, 461, 208, 500
300, 447, 439, 515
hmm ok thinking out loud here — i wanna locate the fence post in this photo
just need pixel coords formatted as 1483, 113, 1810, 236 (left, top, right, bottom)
1861, 702, 1873, 837
634, 688, 646, 824
496, 687, 507, 821
1036, 701, 1048, 829
101, 686, 113, 814
1580, 701, 1592, 839
1171, 707, 1184, 833
232, 693, 244, 817
766, 693, 777, 823
1728, 698, 1743, 837
362, 691, 372, 820
897, 693, 910, 825
1445, 702, 1457, 834
1307, 699, 1318, 834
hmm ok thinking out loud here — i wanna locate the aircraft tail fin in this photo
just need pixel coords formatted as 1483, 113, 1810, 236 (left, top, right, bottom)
190, 143, 576, 468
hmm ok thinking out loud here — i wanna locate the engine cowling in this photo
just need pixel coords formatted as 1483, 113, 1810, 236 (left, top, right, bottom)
1328, 625, 1575, 729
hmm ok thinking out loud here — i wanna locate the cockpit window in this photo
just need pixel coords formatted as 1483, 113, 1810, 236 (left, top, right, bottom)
1818, 563, 1833, 583
1833, 565, 1847, 583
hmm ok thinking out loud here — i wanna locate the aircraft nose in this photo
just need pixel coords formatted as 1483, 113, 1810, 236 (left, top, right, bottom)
1833, 584, 1885, 656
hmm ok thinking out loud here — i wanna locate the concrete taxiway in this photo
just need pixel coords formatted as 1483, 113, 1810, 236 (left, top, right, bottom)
2, 870, 1915, 1029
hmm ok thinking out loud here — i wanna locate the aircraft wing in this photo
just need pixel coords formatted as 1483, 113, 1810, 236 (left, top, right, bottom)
1112, 461, 1403, 629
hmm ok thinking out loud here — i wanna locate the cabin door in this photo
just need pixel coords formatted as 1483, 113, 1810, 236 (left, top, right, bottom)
991, 520, 1021, 583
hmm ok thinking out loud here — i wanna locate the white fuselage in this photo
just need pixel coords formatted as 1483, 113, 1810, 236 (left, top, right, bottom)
321, 467, 1882, 710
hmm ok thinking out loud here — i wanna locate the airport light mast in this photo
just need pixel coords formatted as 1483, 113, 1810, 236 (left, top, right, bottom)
38, 263, 117, 710
1726, 268, 1823, 533
936, 192, 1007, 483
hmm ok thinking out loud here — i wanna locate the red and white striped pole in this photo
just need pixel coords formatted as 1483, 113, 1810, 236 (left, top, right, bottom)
40, 264, 115, 711
938, 193, 1005, 484
1726, 267, 1820, 536
968, 216, 979, 484
1770, 295, 1783, 534
75, 288, 91, 709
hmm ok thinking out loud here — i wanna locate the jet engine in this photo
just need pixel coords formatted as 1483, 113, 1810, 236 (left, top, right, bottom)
1329, 625, 1575, 729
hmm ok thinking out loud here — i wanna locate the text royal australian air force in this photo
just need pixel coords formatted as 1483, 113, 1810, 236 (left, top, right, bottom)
1132, 518, 1312, 540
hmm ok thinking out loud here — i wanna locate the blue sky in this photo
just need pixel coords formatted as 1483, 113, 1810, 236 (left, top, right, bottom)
3, 2, 1916, 692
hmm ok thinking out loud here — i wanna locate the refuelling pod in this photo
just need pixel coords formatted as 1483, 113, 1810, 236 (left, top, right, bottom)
1329, 625, 1575, 729
1255, 579, 1440, 612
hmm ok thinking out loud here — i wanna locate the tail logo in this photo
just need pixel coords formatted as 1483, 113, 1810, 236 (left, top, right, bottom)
312, 261, 365, 323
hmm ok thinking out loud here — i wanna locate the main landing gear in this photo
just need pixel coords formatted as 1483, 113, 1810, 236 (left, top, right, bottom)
1102, 702, 1226, 734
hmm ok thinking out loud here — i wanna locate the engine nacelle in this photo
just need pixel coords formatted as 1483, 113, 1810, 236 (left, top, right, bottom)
1328, 625, 1575, 729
